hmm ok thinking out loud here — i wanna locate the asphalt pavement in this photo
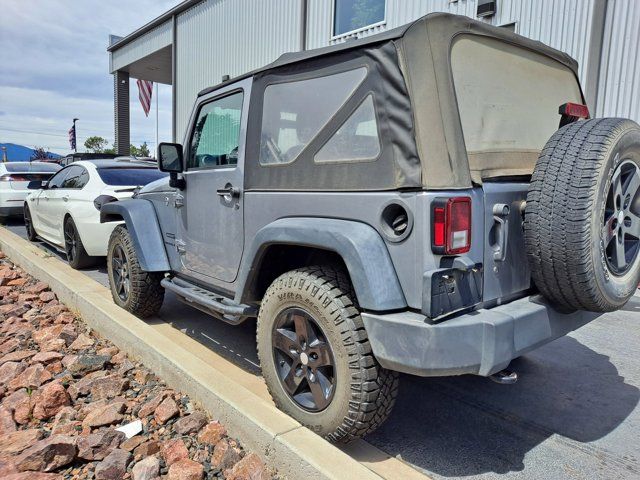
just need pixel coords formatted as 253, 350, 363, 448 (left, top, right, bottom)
5, 218, 639, 480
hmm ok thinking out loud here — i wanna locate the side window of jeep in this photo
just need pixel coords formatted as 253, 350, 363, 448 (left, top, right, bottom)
188, 91, 244, 169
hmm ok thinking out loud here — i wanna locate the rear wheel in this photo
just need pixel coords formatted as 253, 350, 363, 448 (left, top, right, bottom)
23, 205, 37, 241
64, 217, 94, 269
257, 266, 398, 443
525, 118, 640, 312
107, 225, 164, 318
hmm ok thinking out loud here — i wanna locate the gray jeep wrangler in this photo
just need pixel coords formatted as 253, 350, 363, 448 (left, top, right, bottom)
101, 13, 640, 442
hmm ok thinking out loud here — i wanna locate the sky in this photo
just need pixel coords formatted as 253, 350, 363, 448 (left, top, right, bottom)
0, 0, 180, 155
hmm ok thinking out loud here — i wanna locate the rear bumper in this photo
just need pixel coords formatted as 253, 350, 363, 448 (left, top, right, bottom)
362, 295, 600, 377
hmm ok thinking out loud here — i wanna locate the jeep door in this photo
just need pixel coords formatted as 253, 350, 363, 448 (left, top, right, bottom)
176, 79, 250, 283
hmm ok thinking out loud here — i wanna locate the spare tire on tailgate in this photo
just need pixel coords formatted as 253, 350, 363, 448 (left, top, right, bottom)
525, 118, 640, 312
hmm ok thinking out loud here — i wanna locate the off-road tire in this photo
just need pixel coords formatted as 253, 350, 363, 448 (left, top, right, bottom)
23, 205, 37, 241
107, 225, 164, 318
525, 118, 640, 312
64, 217, 94, 269
257, 265, 399, 443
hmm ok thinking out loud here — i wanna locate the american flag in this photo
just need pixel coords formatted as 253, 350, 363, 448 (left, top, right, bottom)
68, 124, 76, 150
137, 79, 153, 117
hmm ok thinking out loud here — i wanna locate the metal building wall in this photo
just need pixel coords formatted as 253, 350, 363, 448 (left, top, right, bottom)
110, 21, 172, 73
306, 0, 598, 96
596, 0, 640, 121
174, 0, 303, 142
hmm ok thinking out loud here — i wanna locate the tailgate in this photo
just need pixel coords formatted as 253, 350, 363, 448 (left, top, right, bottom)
482, 182, 531, 303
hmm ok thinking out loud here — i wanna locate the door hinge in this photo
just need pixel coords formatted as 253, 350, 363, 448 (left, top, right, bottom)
175, 240, 186, 254
173, 194, 184, 208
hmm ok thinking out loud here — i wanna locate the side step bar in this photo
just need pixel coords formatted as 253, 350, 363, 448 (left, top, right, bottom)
160, 277, 257, 325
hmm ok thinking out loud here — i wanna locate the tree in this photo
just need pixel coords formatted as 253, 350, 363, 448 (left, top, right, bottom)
84, 136, 109, 153
30, 147, 54, 160
130, 142, 150, 158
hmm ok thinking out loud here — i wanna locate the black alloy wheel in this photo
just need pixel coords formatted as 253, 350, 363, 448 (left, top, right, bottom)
603, 159, 640, 276
64, 220, 79, 264
272, 307, 336, 412
111, 244, 131, 302
24, 205, 37, 241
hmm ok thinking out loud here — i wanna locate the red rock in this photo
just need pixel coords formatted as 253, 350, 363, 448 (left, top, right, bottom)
32, 382, 70, 420
42, 304, 66, 317
0, 303, 28, 317
90, 374, 129, 400
7, 278, 28, 287
45, 361, 63, 375
0, 458, 18, 477
8, 363, 52, 391
15, 435, 76, 472
133, 440, 160, 458
69, 333, 94, 351
67, 370, 108, 399
31, 351, 63, 364
66, 355, 110, 376
154, 397, 179, 424
4, 473, 63, 480
138, 393, 165, 418
2, 389, 31, 424
77, 429, 126, 460
168, 459, 203, 480
174, 411, 207, 435
0, 361, 26, 384
211, 439, 241, 470
120, 436, 145, 452
0, 338, 19, 355
0, 350, 37, 365
54, 312, 75, 324
24, 282, 48, 294
95, 448, 132, 480
40, 339, 65, 352
32, 324, 76, 347
17, 293, 38, 303
110, 351, 127, 364
0, 405, 17, 435
97, 346, 119, 358
131, 455, 160, 480
197, 421, 226, 445
224, 453, 269, 480
0, 429, 43, 455
161, 438, 189, 466
39, 292, 56, 303
82, 402, 125, 428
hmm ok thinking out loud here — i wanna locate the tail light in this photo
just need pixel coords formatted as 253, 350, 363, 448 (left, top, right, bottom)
94, 195, 118, 210
431, 197, 472, 255
559, 102, 589, 127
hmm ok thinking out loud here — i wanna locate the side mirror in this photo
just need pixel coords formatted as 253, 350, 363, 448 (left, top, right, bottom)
158, 143, 184, 173
27, 180, 44, 190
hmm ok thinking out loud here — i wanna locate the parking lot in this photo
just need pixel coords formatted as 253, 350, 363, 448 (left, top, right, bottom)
5, 218, 639, 480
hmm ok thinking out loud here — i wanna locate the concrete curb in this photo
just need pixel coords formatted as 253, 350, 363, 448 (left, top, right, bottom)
0, 227, 385, 480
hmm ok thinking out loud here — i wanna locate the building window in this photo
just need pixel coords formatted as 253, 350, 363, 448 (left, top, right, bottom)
334, 0, 386, 37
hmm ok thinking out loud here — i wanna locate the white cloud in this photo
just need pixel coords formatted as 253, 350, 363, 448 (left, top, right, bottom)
0, 0, 178, 154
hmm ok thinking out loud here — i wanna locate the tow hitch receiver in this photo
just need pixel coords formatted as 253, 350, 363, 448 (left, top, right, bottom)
489, 369, 518, 384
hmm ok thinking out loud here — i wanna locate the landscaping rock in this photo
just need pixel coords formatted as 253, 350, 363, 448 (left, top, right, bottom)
131, 455, 160, 480
0, 429, 44, 455
77, 429, 126, 460
95, 449, 132, 480
154, 396, 179, 424
8, 363, 51, 390
0, 349, 37, 365
31, 351, 64, 364
168, 459, 203, 480
174, 411, 207, 435
32, 382, 71, 420
90, 374, 129, 400
67, 355, 110, 376
133, 440, 161, 457
0, 361, 25, 385
15, 435, 77, 472
0, 405, 17, 435
137, 393, 165, 418
69, 333, 94, 351
224, 453, 270, 480
161, 438, 189, 466
197, 421, 227, 445
82, 402, 125, 428
211, 439, 241, 470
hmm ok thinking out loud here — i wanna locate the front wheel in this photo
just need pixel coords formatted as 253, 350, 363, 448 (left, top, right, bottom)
107, 225, 164, 318
256, 266, 398, 443
64, 217, 94, 269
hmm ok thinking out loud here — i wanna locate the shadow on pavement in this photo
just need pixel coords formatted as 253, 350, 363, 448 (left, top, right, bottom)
366, 335, 639, 477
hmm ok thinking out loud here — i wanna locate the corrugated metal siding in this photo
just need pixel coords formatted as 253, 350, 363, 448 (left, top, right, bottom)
110, 21, 172, 73
596, 0, 640, 121
306, 0, 595, 86
175, 0, 302, 141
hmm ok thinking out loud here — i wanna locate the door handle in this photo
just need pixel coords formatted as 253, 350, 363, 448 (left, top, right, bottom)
216, 185, 240, 198
62, 195, 69, 202
492, 203, 510, 262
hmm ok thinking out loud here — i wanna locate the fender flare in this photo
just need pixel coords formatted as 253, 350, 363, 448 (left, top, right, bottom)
236, 217, 406, 311
100, 199, 170, 272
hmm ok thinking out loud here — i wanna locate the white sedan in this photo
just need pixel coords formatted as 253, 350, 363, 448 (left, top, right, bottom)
24, 159, 167, 269
0, 161, 61, 221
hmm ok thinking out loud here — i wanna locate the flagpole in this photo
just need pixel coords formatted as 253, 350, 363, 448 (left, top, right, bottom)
155, 83, 159, 159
